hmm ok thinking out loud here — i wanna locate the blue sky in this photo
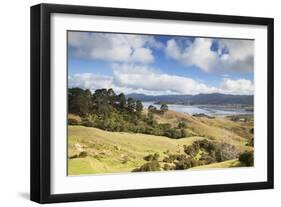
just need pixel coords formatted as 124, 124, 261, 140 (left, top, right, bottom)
68, 31, 254, 95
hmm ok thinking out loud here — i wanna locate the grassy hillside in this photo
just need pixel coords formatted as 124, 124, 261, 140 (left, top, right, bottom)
68, 110, 253, 175
192, 159, 244, 169
68, 125, 204, 175
147, 110, 253, 151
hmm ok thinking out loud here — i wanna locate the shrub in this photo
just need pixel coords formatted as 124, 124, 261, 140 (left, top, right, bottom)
184, 139, 238, 164
134, 161, 161, 172
250, 128, 254, 134
81, 119, 95, 127
144, 153, 160, 161
68, 118, 80, 125
164, 128, 185, 139
214, 143, 239, 162
163, 164, 173, 171
174, 156, 193, 170
239, 151, 254, 166
178, 121, 187, 129
78, 151, 87, 158
163, 155, 175, 163
246, 137, 254, 147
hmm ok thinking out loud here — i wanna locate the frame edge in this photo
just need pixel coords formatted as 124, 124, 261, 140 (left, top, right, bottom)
30, 4, 42, 203
30, 3, 274, 203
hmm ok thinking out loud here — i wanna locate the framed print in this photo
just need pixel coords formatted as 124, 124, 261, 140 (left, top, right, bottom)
30, 3, 274, 203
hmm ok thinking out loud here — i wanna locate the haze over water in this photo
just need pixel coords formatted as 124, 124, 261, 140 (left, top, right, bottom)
142, 102, 253, 116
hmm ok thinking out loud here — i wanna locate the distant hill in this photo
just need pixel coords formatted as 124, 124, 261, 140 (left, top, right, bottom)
126, 93, 253, 105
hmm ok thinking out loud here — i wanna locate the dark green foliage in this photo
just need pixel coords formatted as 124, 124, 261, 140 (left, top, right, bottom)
178, 121, 187, 129
148, 105, 157, 113
69, 151, 88, 159
160, 103, 168, 113
81, 118, 95, 127
246, 137, 254, 147
250, 128, 254, 134
163, 153, 199, 170
118, 93, 126, 109
68, 88, 92, 116
127, 97, 136, 112
144, 153, 160, 161
163, 164, 173, 171
175, 159, 192, 170
163, 154, 177, 163
163, 128, 186, 139
78, 151, 88, 158
184, 139, 239, 164
239, 151, 254, 166
134, 161, 161, 172
136, 100, 143, 116
68, 118, 80, 125
173, 155, 198, 170
68, 87, 186, 138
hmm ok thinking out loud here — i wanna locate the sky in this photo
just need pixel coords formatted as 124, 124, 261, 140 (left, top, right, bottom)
68, 31, 254, 95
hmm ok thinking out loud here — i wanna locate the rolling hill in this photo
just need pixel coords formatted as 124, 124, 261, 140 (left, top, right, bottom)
127, 93, 253, 105
68, 110, 253, 175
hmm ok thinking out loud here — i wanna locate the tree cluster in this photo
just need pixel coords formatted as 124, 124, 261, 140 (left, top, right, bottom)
68, 87, 187, 138
134, 139, 241, 172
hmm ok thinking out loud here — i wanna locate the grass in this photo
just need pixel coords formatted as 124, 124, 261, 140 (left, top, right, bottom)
68, 110, 253, 175
192, 159, 245, 169
68, 125, 204, 175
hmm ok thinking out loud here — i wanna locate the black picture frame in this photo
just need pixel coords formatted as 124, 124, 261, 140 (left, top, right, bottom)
30, 3, 274, 204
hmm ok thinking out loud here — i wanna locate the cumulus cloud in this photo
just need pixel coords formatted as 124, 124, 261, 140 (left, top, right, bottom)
165, 38, 254, 73
68, 64, 253, 95
111, 63, 218, 95
68, 32, 163, 64
68, 73, 113, 91
219, 78, 254, 95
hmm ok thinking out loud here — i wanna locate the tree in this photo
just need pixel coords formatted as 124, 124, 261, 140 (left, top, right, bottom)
136, 100, 143, 116
148, 105, 157, 113
91, 88, 111, 116
127, 97, 136, 112
160, 103, 168, 113
68, 88, 91, 116
118, 93, 126, 109
107, 88, 116, 104
239, 151, 254, 166
68, 87, 191, 139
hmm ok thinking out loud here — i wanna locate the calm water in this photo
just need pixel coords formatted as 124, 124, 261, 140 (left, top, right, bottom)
142, 102, 252, 116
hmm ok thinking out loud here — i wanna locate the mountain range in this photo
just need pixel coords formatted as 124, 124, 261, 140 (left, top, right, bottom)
126, 93, 253, 105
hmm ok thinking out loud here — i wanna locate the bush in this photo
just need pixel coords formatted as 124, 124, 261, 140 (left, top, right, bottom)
239, 151, 254, 166
68, 118, 80, 125
134, 161, 161, 172
174, 156, 198, 170
164, 128, 185, 139
178, 121, 187, 129
163, 164, 173, 171
214, 143, 239, 162
78, 151, 87, 158
81, 119, 95, 127
163, 155, 175, 163
144, 153, 160, 161
184, 139, 239, 164
246, 137, 254, 147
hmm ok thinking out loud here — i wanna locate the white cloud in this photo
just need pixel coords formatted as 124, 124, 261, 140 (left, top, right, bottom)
219, 78, 254, 95
165, 38, 254, 73
68, 73, 113, 91
69, 64, 253, 95
111, 63, 218, 95
68, 32, 163, 64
